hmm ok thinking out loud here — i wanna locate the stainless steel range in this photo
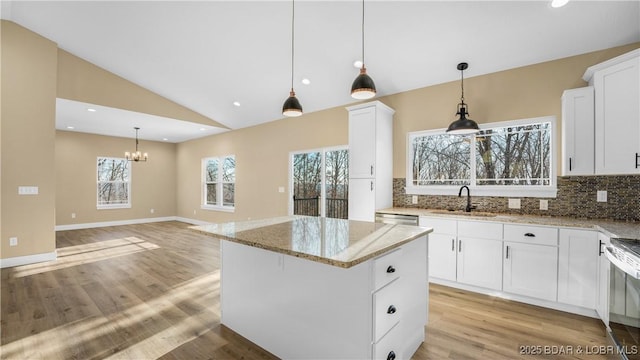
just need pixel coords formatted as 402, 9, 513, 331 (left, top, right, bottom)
606, 238, 640, 360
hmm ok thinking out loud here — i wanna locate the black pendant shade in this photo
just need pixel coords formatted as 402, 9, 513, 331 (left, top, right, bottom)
351, 0, 376, 99
282, 89, 303, 117
446, 62, 480, 135
351, 67, 376, 99
282, 0, 303, 117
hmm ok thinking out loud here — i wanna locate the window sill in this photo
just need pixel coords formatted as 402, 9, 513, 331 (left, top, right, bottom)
97, 204, 132, 210
201, 205, 235, 213
405, 185, 557, 198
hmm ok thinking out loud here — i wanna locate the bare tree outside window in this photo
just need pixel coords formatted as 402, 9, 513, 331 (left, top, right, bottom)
97, 157, 130, 207
203, 155, 235, 209
411, 134, 470, 185
325, 149, 348, 219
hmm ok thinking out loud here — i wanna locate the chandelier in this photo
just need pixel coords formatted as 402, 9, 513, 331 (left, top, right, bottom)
125, 127, 148, 162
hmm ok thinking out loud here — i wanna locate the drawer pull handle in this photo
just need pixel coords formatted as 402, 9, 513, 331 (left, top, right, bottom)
451, 238, 455, 251
524, 233, 535, 237
636, 153, 639, 169
459, 239, 462, 252
387, 305, 397, 314
569, 157, 572, 171
386, 266, 396, 274
599, 240, 605, 256
387, 351, 396, 360
506, 245, 510, 259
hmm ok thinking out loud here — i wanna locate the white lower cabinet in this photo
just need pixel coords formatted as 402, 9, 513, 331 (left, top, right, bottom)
421, 217, 457, 281
503, 224, 558, 302
503, 241, 558, 302
558, 229, 599, 309
596, 233, 610, 325
457, 237, 503, 291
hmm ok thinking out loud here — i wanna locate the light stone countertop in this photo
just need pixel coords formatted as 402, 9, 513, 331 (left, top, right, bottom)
377, 207, 640, 240
191, 215, 433, 268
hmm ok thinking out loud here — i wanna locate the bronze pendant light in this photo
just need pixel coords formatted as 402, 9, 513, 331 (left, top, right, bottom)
282, 0, 303, 117
351, 0, 376, 99
446, 62, 480, 134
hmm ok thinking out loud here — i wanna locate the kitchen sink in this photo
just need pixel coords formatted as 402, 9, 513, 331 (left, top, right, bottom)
428, 209, 498, 217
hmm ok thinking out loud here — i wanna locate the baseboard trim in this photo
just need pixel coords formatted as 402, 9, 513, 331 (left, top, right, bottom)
174, 217, 213, 226
1, 251, 57, 269
429, 278, 599, 319
55, 216, 179, 231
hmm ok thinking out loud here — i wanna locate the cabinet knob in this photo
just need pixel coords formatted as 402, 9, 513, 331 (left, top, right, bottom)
387, 305, 397, 314
386, 265, 396, 273
387, 351, 396, 360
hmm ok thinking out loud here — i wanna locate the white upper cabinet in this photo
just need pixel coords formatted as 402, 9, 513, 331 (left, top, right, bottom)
561, 86, 594, 176
347, 101, 394, 222
584, 49, 640, 175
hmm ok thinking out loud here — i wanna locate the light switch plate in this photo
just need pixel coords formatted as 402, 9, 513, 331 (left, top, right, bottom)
411, 195, 418, 204
508, 198, 521, 209
18, 186, 38, 195
597, 190, 608, 202
9, 237, 17, 247
278, 186, 285, 193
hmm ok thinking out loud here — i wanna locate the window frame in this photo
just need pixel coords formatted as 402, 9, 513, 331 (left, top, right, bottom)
96, 157, 132, 210
406, 116, 557, 198
201, 155, 235, 212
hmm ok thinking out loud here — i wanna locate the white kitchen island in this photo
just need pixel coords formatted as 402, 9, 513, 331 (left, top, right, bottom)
192, 216, 432, 360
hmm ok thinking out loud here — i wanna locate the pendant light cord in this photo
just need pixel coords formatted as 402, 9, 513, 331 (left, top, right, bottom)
290, 0, 295, 91
460, 67, 465, 105
361, 0, 365, 67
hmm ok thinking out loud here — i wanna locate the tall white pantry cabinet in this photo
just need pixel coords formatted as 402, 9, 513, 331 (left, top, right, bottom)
347, 101, 395, 222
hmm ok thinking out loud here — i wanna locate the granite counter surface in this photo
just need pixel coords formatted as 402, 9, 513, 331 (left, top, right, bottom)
191, 215, 432, 268
377, 207, 640, 240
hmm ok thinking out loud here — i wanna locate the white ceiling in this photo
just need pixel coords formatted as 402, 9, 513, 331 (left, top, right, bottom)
3, 1, 639, 142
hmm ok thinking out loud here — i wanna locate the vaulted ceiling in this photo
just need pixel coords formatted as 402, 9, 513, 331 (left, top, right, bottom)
3, 1, 639, 142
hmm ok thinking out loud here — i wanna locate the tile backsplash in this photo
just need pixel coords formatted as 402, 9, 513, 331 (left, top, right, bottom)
393, 175, 640, 221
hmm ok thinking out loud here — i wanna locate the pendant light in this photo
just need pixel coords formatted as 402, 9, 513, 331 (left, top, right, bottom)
446, 62, 480, 134
350, 0, 376, 99
282, 0, 303, 117
125, 127, 148, 162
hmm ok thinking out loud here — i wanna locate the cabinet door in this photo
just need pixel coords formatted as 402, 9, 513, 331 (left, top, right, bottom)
594, 55, 640, 174
457, 237, 503, 290
348, 178, 375, 222
558, 229, 598, 309
428, 233, 457, 282
503, 242, 558, 301
596, 233, 610, 325
349, 107, 376, 179
562, 87, 594, 176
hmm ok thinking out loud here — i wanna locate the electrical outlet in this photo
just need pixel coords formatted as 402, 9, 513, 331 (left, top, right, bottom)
18, 186, 38, 195
193, 210, 197, 215
539, 200, 549, 211
278, 186, 285, 193
9, 237, 17, 247
150, 208, 155, 214
508, 198, 521, 209
597, 190, 608, 203
411, 195, 418, 204
71, 213, 76, 219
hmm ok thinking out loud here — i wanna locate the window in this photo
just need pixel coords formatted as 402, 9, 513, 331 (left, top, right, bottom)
97, 157, 131, 209
290, 147, 349, 219
203, 155, 235, 211
407, 116, 556, 197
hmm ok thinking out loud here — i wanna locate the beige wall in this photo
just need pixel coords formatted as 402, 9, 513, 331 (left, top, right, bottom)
1, 21, 57, 259
176, 106, 348, 223
55, 131, 177, 226
177, 42, 639, 223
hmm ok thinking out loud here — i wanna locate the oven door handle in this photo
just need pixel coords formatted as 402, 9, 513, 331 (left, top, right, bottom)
605, 246, 640, 280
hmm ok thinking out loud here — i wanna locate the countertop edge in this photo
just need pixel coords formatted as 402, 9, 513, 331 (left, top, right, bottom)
191, 222, 433, 269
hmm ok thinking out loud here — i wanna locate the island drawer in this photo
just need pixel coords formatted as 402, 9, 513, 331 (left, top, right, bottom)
373, 322, 403, 360
373, 278, 401, 342
374, 248, 402, 290
504, 224, 558, 246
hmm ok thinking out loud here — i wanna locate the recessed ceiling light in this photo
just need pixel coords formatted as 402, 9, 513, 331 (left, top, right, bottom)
200, 128, 206, 131
87, 108, 96, 112
353, 60, 363, 68
233, 101, 241, 107
162, 138, 169, 141
550, 0, 569, 8
301, 78, 311, 85
66, 126, 75, 129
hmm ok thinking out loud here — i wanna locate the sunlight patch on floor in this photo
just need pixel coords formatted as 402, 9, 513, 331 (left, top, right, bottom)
9, 237, 160, 278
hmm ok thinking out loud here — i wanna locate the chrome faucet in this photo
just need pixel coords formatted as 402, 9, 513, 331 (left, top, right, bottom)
458, 185, 475, 212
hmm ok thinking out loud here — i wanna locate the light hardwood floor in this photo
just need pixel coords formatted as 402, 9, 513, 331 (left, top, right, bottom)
1, 221, 608, 359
